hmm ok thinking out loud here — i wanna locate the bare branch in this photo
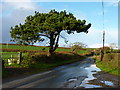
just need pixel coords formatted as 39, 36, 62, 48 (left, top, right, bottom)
39, 34, 50, 38
60, 35, 68, 44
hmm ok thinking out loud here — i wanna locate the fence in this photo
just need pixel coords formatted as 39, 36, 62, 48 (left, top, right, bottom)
1, 52, 22, 65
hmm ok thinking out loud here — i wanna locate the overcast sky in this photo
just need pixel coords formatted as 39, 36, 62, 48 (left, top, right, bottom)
1, 0, 118, 48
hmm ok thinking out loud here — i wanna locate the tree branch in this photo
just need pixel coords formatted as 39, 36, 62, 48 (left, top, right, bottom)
39, 34, 50, 38
53, 34, 60, 51
60, 35, 68, 44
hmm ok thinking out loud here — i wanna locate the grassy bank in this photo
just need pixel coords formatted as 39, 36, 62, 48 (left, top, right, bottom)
94, 53, 120, 76
2, 52, 86, 78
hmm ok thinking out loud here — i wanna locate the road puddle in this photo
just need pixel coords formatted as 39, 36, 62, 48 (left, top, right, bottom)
79, 63, 120, 88
100, 81, 114, 86
81, 84, 102, 88
68, 78, 77, 82
79, 64, 102, 88
80, 64, 101, 88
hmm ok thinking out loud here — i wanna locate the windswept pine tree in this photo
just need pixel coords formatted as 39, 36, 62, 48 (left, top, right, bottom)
10, 9, 91, 55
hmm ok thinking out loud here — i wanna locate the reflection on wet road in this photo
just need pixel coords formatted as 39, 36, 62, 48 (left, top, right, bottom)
3, 57, 120, 88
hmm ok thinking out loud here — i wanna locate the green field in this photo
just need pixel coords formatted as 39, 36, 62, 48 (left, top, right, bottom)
1, 44, 49, 51
1, 52, 20, 60
1, 44, 94, 54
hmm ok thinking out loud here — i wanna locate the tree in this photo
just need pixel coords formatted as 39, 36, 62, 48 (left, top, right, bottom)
69, 42, 87, 48
10, 9, 91, 55
71, 45, 82, 52
69, 42, 87, 52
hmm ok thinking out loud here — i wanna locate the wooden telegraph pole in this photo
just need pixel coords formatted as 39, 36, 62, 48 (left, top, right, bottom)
101, 31, 105, 61
100, 0, 105, 61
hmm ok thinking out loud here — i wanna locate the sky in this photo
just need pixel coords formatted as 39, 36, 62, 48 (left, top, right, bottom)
0, 0, 118, 48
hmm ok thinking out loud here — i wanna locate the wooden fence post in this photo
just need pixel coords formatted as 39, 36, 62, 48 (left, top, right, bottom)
19, 52, 22, 64
2, 60, 5, 68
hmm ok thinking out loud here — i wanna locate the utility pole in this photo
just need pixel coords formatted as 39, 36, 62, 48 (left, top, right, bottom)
101, 0, 105, 61
103, 31, 105, 51
101, 31, 105, 61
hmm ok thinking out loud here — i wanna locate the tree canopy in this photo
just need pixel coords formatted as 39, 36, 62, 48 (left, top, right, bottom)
10, 9, 91, 55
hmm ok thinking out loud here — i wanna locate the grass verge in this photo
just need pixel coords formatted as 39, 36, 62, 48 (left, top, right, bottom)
94, 53, 120, 76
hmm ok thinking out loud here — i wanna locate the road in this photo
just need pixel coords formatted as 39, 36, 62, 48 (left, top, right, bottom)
2, 57, 120, 88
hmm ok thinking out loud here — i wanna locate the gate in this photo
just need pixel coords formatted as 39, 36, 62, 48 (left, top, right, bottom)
1, 52, 22, 65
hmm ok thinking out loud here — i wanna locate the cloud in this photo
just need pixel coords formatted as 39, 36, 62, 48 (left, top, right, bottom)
89, 43, 109, 48
1, 1, 42, 43
2, 0, 36, 11
65, 27, 118, 48
87, 28, 118, 48
2, 9, 35, 42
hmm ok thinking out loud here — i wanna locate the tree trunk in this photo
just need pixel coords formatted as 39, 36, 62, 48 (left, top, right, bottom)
48, 33, 55, 56
100, 49, 104, 61
48, 33, 60, 56
48, 49, 54, 56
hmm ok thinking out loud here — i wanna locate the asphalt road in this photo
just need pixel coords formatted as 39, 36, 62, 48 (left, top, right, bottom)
2, 57, 120, 88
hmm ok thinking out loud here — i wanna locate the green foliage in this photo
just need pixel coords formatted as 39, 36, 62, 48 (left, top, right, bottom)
10, 9, 91, 54
22, 52, 85, 67
22, 55, 32, 66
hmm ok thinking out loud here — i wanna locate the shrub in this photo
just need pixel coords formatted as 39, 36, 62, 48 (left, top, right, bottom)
71, 45, 82, 52
31, 54, 48, 63
22, 55, 32, 66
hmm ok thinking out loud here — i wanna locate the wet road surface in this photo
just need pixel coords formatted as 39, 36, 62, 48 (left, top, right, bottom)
2, 57, 120, 88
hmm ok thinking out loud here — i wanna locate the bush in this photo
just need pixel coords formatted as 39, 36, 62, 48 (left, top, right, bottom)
71, 45, 82, 52
22, 55, 32, 66
31, 54, 48, 63
22, 52, 51, 64
94, 47, 111, 55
